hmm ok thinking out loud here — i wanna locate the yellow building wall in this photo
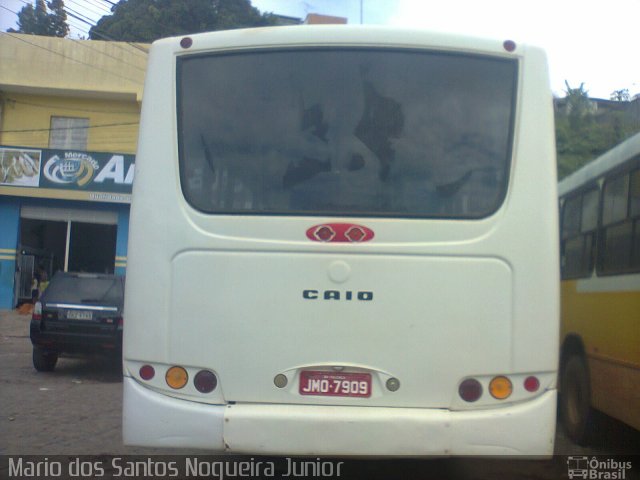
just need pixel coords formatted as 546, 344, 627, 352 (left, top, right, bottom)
0, 34, 148, 154
0, 34, 147, 100
1, 93, 140, 154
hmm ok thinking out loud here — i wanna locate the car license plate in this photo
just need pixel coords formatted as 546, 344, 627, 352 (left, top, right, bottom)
66, 310, 93, 320
299, 371, 371, 398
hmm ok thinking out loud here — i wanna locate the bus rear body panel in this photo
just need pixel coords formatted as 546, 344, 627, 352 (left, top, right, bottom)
123, 26, 559, 455
168, 252, 511, 407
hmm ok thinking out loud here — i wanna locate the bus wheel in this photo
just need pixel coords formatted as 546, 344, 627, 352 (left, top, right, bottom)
560, 354, 593, 445
33, 347, 58, 372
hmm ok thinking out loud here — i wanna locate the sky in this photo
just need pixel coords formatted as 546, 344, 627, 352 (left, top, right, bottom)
1, 0, 638, 100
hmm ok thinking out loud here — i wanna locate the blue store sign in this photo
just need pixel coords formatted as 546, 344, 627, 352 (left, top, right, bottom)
0, 146, 134, 203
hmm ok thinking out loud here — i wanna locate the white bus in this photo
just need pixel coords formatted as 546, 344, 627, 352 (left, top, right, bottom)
123, 26, 559, 456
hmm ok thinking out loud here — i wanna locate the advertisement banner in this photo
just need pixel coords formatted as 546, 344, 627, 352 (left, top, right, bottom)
0, 146, 134, 203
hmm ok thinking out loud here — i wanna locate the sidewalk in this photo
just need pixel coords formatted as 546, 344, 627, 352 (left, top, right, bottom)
0, 308, 31, 338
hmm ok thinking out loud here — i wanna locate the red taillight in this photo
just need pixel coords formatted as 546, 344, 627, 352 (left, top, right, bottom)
32, 302, 42, 321
194, 370, 217, 393
117, 317, 123, 327
139, 365, 155, 380
503, 40, 517, 52
459, 378, 483, 402
524, 376, 540, 392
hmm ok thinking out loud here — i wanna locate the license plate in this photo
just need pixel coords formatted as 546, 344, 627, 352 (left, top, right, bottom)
66, 310, 93, 320
299, 371, 371, 398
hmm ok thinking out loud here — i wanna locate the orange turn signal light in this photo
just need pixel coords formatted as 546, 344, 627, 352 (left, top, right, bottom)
489, 376, 512, 400
166, 366, 188, 389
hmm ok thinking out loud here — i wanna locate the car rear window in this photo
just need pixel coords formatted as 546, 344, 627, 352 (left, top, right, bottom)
43, 274, 123, 305
177, 48, 517, 218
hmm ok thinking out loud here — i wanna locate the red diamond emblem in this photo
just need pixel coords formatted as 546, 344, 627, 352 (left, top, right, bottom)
314, 225, 336, 242
345, 226, 366, 242
306, 223, 374, 243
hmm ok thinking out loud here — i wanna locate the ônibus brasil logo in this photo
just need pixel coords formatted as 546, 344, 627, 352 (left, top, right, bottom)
44, 152, 133, 187
567, 456, 632, 479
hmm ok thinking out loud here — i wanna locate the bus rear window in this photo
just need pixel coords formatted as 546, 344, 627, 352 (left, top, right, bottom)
177, 49, 516, 218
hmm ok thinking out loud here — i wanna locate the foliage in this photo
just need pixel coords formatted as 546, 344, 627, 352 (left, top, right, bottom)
8, 0, 69, 37
47, 0, 68, 37
610, 89, 631, 102
89, 0, 277, 42
556, 83, 639, 179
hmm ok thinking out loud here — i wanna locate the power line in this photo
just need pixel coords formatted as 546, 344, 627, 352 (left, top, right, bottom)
10, 0, 148, 56
67, 0, 109, 18
7, 1, 92, 41
1, 122, 139, 134
62, 3, 149, 54
65, 33, 147, 72
66, 18, 90, 34
1, 31, 144, 85
0, 4, 20, 20
75, 0, 175, 51
65, 0, 99, 23
6, 98, 140, 114
9, 0, 86, 34
85, 0, 113, 15
40, 3, 148, 71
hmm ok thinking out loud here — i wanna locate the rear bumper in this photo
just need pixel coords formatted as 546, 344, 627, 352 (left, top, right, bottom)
123, 377, 556, 456
30, 320, 122, 355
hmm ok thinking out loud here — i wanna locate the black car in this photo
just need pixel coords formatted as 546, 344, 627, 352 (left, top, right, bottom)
30, 272, 125, 372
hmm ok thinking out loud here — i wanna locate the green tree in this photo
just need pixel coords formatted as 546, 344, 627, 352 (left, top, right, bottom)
9, 0, 69, 37
610, 88, 631, 102
47, 0, 69, 38
556, 82, 638, 179
89, 0, 276, 43
562, 81, 593, 130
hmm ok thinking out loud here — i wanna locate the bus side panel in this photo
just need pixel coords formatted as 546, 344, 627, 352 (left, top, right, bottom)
590, 357, 640, 431
561, 278, 640, 430
506, 44, 559, 374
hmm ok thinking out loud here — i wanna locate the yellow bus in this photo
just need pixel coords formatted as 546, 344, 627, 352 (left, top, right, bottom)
559, 131, 640, 444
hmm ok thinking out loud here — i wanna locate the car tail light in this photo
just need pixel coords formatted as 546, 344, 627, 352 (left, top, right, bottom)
524, 376, 540, 392
116, 317, 123, 327
489, 376, 513, 399
166, 366, 188, 389
32, 302, 42, 321
459, 378, 482, 402
194, 370, 217, 393
139, 365, 155, 380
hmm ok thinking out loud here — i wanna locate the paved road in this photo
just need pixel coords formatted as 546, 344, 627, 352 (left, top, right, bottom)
1, 309, 638, 479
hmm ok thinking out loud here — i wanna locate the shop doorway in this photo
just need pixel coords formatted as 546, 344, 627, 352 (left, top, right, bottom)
16, 207, 119, 303
68, 222, 117, 273
20, 219, 67, 274
19, 218, 117, 275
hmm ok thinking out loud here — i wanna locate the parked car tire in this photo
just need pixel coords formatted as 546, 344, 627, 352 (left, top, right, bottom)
560, 354, 593, 445
32, 347, 58, 372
